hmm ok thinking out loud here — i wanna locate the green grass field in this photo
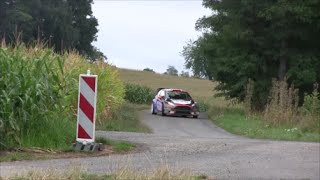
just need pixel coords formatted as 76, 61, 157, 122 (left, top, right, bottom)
117, 68, 320, 142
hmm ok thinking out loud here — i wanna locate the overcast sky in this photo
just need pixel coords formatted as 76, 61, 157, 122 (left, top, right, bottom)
92, 0, 210, 73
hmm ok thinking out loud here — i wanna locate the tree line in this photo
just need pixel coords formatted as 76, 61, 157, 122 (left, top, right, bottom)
0, 0, 104, 60
144, 66, 191, 78
182, 0, 320, 110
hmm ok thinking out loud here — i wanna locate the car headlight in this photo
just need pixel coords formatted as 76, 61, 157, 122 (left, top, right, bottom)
192, 103, 198, 109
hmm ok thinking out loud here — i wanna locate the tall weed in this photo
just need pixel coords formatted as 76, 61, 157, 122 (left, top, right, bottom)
264, 78, 300, 125
245, 78, 319, 132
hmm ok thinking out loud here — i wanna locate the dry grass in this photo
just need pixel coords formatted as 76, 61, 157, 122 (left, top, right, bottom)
117, 68, 216, 98
111, 166, 202, 180
7, 164, 206, 180
8, 163, 86, 180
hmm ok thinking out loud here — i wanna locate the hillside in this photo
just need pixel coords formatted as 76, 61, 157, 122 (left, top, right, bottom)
117, 68, 216, 98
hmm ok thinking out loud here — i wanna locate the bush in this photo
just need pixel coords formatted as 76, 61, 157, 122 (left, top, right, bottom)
195, 99, 209, 112
124, 84, 154, 104
300, 83, 320, 132
302, 83, 320, 115
0, 45, 124, 150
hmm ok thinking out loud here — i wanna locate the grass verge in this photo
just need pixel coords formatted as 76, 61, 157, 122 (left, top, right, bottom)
0, 152, 37, 162
95, 137, 136, 152
209, 107, 320, 142
99, 103, 151, 133
0, 138, 135, 162
7, 164, 208, 180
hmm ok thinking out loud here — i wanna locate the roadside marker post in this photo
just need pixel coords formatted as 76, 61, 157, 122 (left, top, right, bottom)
74, 70, 103, 152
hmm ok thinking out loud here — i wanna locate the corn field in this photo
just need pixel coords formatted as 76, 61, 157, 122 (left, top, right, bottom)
124, 83, 154, 104
0, 45, 124, 150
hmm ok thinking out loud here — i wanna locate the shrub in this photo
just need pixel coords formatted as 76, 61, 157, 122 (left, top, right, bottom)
0, 45, 124, 150
195, 98, 209, 112
302, 83, 320, 115
300, 83, 320, 132
143, 68, 155, 73
124, 84, 154, 104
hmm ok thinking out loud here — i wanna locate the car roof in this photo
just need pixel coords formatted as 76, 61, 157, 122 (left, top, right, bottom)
156, 88, 167, 93
162, 88, 188, 93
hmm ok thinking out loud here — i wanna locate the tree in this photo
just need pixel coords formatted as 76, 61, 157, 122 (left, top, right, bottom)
183, 0, 320, 110
67, 0, 99, 59
182, 37, 214, 80
0, 0, 103, 60
143, 68, 155, 73
166, 66, 178, 76
180, 71, 190, 78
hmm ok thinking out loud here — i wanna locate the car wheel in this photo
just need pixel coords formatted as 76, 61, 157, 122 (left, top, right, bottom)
151, 103, 156, 115
193, 115, 198, 119
161, 103, 166, 116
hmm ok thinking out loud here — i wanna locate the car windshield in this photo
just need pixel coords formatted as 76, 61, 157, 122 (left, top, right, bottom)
166, 91, 191, 101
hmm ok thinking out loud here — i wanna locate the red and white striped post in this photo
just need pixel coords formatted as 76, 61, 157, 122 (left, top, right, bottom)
76, 70, 97, 143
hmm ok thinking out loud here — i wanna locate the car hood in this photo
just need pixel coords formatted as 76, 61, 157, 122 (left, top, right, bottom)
171, 99, 192, 105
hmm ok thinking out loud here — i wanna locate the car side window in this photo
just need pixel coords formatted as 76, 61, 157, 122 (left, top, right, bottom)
156, 90, 161, 97
157, 90, 165, 97
159, 90, 165, 97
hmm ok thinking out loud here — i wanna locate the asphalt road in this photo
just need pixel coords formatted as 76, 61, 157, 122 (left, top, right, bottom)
1, 111, 319, 179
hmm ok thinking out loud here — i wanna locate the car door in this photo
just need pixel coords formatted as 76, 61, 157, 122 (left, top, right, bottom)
156, 90, 165, 111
